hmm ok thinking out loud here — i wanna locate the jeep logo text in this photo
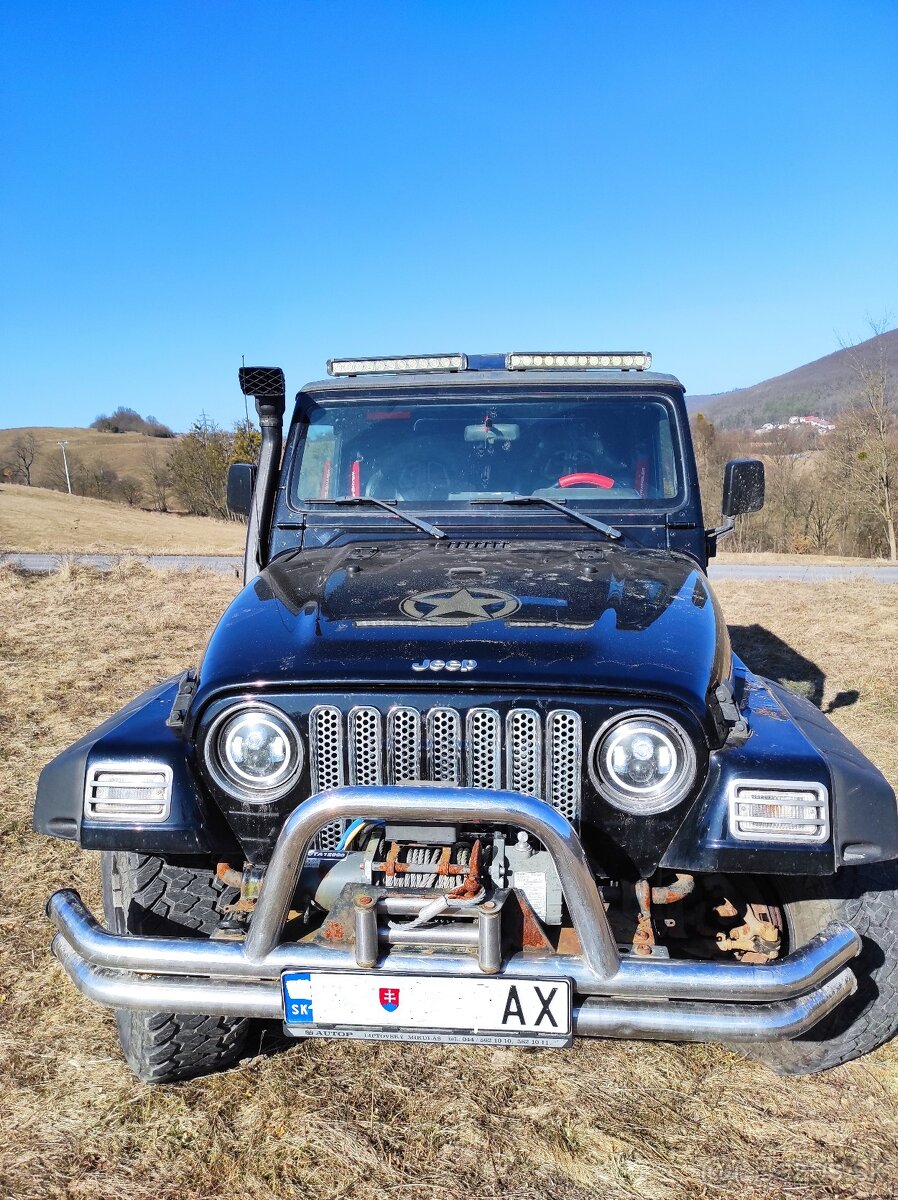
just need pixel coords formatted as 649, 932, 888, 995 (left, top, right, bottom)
411, 658, 477, 673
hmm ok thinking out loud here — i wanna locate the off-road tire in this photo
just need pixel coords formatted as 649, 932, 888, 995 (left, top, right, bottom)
746, 862, 898, 1074
101, 851, 252, 1084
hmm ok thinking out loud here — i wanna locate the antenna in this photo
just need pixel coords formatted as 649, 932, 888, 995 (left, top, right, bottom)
241, 354, 251, 425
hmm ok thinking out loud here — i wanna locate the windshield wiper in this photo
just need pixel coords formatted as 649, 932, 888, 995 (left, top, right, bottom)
470, 496, 623, 541
307, 497, 446, 540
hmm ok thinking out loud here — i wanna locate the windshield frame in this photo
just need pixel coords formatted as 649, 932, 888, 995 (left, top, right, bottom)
281, 384, 693, 522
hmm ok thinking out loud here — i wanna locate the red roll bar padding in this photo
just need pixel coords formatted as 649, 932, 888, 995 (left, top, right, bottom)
558, 472, 615, 489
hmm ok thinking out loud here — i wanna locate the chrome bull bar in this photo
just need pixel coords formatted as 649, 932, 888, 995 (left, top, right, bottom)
48, 785, 862, 1042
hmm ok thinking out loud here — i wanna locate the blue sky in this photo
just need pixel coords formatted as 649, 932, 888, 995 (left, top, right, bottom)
1, 1, 896, 431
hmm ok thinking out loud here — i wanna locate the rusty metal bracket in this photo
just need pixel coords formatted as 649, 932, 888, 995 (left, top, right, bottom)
311, 883, 511, 973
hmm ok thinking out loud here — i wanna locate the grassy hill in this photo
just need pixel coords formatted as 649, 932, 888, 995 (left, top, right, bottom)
688, 327, 898, 430
0, 425, 170, 490
0, 484, 244, 554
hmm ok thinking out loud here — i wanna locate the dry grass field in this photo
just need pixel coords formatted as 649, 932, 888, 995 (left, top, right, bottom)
0, 485, 244, 555
1, 565, 897, 1200
0, 426, 170, 489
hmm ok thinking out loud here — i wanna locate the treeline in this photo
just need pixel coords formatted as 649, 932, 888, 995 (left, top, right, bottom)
694, 337, 898, 560
90, 406, 174, 437
2, 417, 260, 519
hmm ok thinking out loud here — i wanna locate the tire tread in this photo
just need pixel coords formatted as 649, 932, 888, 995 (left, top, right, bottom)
102, 852, 251, 1084
749, 862, 898, 1074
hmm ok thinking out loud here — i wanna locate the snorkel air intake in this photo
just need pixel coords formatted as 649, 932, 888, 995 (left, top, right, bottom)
238, 366, 286, 582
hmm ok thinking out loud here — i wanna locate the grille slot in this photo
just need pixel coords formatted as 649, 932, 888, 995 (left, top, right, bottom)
307, 704, 581, 822
506, 708, 542, 797
348, 706, 383, 786
546, 709, 582, 821
388, 707, 422, 784
427, 707, 462, 784
467, 708, 502, 789
308, 705, 346, 849
309, 705, 345, 793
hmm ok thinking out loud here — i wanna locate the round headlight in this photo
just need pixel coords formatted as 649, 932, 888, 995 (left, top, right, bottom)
589, 712, 696, 814
205, 704, 303, 802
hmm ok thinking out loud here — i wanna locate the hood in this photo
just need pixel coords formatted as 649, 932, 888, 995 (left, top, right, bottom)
195, 539, 730, 719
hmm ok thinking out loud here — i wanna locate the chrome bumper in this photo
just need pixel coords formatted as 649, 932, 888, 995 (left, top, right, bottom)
49, 785, 860, 1044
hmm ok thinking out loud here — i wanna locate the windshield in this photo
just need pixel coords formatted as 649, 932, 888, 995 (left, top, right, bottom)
290, 393, 682, 509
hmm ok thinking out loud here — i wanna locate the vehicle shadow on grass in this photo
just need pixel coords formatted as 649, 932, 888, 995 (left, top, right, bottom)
728, 624, 859, 715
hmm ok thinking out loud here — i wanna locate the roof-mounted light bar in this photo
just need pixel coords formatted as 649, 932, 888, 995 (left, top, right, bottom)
506, 352, 652, 371
328, 354, 467, 377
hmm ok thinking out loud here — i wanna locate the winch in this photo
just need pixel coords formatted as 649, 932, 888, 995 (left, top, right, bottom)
306, 822, 565, 926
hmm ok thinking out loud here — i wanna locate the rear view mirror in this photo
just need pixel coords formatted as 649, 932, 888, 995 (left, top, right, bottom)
722, 458, 765, 516
464, 423, 519, 443
227, 462, 256, 517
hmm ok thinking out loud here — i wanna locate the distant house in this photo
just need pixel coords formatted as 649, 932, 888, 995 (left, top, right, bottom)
753, 413, 835, 437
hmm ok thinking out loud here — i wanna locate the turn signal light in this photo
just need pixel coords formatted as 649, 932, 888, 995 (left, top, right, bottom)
84, 764, 173, 822
728, 781, 829, 843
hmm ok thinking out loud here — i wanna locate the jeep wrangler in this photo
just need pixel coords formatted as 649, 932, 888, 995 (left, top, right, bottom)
36, 351, 898, 1082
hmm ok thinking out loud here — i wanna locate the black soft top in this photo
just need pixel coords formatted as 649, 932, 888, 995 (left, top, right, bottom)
298, 368, 685, 402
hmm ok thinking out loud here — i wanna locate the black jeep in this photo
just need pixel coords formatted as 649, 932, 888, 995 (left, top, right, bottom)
36, 351, 898, 1082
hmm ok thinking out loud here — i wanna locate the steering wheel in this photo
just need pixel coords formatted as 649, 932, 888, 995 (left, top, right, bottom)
366, 456, 453, 501
558, 472, 615, 489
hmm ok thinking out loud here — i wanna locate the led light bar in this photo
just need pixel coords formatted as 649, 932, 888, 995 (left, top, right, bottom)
506, 352, 652, 371
728, 780, 829, 843
84, 763, 173, 823
328, 354, 467, 376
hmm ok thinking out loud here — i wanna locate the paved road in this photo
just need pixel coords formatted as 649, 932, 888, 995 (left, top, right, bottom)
1, 552, 243, 574
3, 551, 897, 582
709, 562, 898, 583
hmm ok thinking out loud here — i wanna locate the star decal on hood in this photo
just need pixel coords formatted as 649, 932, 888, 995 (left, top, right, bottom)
400, 587, 521, 624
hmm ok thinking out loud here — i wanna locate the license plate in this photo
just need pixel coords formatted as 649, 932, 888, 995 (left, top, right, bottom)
281, 971, 572, 1047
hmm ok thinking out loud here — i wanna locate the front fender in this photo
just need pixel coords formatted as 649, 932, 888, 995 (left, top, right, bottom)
660, 666, 898, 875
33, 678, 237, 855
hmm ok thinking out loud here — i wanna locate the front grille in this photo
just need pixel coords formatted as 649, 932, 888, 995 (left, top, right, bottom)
309, 704, 582, 823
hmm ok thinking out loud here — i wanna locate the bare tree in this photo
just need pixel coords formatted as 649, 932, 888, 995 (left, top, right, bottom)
7, 433, 38, 484
802, 464, 845, 552
87, 461, 120, 500
118, 476, 144, 507
145, 445, 173, 512
838, 321, 898, 560
40, 447, 83, 494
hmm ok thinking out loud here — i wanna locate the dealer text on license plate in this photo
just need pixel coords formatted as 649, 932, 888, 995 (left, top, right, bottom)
281, 971, 572, 1047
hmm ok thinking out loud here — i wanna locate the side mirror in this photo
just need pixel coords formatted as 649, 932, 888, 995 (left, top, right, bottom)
227, 462, 256, 517
722, 458, 765, 516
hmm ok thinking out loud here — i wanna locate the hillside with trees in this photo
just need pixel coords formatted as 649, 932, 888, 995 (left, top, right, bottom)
689, 327, 898, 431
695, 330, 897, 559
0, 415, 259, 518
